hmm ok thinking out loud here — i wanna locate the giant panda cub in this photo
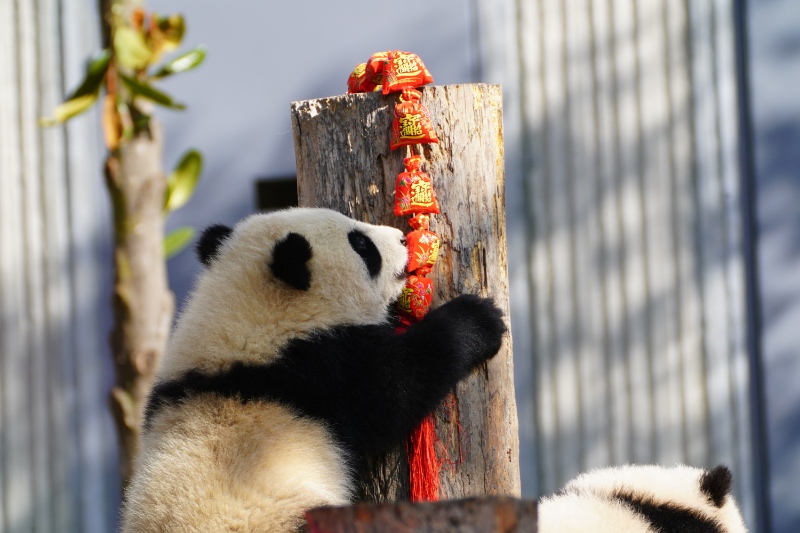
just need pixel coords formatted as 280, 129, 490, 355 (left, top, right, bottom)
538, 463, 749, 533
121, 207, 506, 533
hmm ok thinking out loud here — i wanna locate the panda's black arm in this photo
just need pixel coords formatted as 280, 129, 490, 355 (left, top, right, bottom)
272, 294, 506, 455
144, 295, 505, 457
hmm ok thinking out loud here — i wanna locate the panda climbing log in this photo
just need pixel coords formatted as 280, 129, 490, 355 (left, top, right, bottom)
121, 207, 507, 533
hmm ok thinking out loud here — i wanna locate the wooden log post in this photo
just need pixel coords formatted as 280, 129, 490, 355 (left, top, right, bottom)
291, 84, 520, 502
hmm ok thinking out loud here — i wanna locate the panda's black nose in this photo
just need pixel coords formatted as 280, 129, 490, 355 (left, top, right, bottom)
400, 236, 407, 247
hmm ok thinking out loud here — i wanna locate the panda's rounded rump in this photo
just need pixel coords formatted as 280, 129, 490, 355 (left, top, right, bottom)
127, 397, 351, 532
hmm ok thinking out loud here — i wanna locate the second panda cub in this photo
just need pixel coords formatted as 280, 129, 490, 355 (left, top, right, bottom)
539, 464, 749, 533
122, 208, 506, 532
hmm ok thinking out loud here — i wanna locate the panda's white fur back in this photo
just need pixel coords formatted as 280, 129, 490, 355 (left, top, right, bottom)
539, 464, 749, 533
539, 490, 655, 532
159, 208, 407, 380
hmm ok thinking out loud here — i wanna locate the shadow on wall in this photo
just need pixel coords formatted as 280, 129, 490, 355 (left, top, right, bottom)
508, 1, 753, 526
1, 215, 120, 532
754, 117, 800, 533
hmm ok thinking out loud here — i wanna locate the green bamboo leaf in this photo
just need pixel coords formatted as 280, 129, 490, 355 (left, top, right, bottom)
151, 45, 206, 78
69, 49, 112, 99
39, 93, 99, 127
120, 74, 186, 109
165, 149, 203, 212
164, 226, 195, 259
114, 26, 152, 69
40, 49, 110, 126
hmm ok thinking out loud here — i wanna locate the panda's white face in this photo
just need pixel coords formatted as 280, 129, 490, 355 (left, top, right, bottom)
159, 208, 409, 379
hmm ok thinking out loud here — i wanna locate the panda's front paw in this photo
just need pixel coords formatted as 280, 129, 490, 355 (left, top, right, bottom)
433, 294, 507, 366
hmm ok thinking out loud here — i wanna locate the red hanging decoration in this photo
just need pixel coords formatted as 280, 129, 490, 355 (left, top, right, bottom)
343, 51, 454, 504
394, 156, 440, 216
361, 51, 388, 92
396, 273, 433, 322
406, 414, 440, 502
347, 50, 433, 95
405, 214, 440, 273
399, 212, 440, 502
346, 63, 368, 94
390, 88, 438, 150
381, 50, 434, 95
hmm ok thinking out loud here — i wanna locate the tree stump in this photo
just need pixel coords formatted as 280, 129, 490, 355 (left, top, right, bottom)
291, 84, 520, 501
305, 497, 537, 533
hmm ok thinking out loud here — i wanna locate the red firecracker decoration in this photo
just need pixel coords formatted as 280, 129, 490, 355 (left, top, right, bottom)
390, 88, 438, 150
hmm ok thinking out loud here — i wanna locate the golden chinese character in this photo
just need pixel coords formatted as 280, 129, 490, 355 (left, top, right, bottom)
411, 180, 433, 205
394, 56, 420, 75
398, 287, 413, 312
400, 114, 423, 138
428, 240, 440, 264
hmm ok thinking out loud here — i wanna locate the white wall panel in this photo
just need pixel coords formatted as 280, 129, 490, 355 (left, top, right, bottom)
0, 1, 116, 531
479, 0, 758, 529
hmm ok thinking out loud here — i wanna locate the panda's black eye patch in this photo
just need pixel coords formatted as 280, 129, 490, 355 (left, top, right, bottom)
348, 230, 381, 279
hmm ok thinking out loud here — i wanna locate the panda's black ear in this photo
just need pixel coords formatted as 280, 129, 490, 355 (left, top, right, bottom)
196, 224, 233, 267
269, 232, 312, 291
700, 464, 733, 507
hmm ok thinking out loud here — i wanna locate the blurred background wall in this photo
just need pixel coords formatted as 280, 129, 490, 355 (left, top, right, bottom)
747, 2, 800, 531
1, 1, 117, 531
1, 0, 798, 531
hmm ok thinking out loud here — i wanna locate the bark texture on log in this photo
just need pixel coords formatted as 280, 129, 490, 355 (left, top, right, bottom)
291, 84, 520, 501
305, 497, 537, 533
105, 121, 174, 489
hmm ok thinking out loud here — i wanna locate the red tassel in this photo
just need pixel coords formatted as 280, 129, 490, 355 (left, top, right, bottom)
407, 414, 440, 502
